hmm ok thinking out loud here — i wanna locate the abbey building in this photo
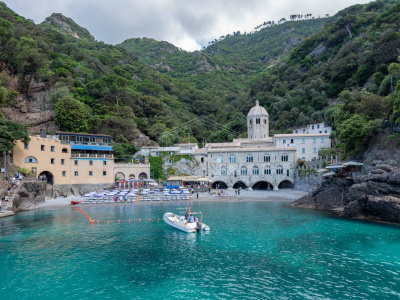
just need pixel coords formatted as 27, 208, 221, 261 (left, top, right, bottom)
193, 101, 297, 190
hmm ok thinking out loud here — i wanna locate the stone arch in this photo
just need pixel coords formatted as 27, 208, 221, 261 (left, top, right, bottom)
24, 156, 38, 163
115, 172, 125, 180
233, 181, 247, 189
252, 181, 273, 190
278, 180, 294, 189
39, 171, 54, 184
211, 181, 228, 189
139, 172, 148, 180
129, 174, 135, 179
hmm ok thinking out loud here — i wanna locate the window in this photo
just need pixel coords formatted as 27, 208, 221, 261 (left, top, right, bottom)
313, 148, 317, 153
290, 139, 294, 144
287, 170, 290, 176
302, 138, 305, 144
249, 120, 252, 126
51, 146, 55, 152
201, 157, 204, 163
281, 154, 288, 161
234, 170, 237, 177
264, 154, 270, 162
51, 158, 55, 164
264, 119, 267, 124
264, 166, 271, 175
321, 138, 325, 143
89, 160, 93, 166
74, 160, 78, 166
229, 155, 236, 163
252, 166, 259, 175
62, 171, 66, 177
246, 154, 253, 163
256, 118, 260, 124
24, 156, 38, 163
217, 156, 224, 163
325, 130, 327, 133
302, 148, 305, 153
103, 171, 107, 176
89, 171, 93, 176
103, 161, 107, 165
283, 139, 286, 144
276, 165, 283, 175
302, 157, 306, 161
62, 148, 68, 153
317, 124, 320, 129
295, 130, 298, 133
221, 167, 227, 176
312, 125, 314, 130
241, 167, 247, 175
24, 143, 29, 150
74, 171, 79, 176
313, 138, 316, 143
303, 129, 305, 133
41, 145, 45, 151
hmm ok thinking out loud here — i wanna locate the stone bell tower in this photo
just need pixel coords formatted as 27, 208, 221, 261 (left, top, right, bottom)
247, 100, 269, 140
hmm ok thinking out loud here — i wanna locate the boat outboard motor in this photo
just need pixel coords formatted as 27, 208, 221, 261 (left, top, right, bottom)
196, 221, 202, 233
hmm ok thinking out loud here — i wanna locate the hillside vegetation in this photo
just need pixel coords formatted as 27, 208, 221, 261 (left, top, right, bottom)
2, 0, 400, 159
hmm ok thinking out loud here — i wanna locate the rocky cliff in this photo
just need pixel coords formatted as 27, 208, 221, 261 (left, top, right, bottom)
291, 132, 400, 223
12, 182, 47, 212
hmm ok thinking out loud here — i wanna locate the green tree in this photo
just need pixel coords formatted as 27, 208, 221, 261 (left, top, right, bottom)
54, 96, 92, 132
0, 117, 30, 152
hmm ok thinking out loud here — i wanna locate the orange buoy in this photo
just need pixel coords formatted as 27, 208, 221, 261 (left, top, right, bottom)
139, 219, 141, 222
118, 220, 120, 223
129, 219, 131, 223
149, 218, 151, 221
107, 220, 110, 224
158, 218, 160, 221
97, 220, 99, 223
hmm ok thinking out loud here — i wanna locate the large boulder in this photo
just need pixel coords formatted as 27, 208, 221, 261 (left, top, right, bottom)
365, 195, 400, 222
290, 194, 316, 209
315, 185, 344, 210
342, 199, 364, 218
12, 182, 46, 213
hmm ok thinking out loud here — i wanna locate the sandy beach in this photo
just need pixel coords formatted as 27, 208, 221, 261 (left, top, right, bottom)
38, 189, 308, 208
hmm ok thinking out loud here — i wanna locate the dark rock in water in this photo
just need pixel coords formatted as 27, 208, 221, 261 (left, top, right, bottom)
12, 182, 46, 213
342, 200, 364, 218
365, 195, 400, 222
291, 194, 316, 209
315, 185, 344, 211
291, 162, 400, 224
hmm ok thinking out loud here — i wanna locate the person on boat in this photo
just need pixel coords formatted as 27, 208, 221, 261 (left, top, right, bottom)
188, 214, 194, 223
185, 211, 189, 220
194, 216, 198, 223
172, 215, 179, 223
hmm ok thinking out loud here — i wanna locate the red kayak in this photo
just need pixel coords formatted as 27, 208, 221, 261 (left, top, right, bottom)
70, 201, 81, 205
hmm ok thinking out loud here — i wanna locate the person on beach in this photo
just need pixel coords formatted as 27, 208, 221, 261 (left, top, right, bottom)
0, 199, 3, 212
197, 192, 199, 199
217, 190, 220, 197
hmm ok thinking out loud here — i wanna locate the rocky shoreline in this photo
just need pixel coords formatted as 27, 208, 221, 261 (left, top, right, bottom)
290, 163, 400, 223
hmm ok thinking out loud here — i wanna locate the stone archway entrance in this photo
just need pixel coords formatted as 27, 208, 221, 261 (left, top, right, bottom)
233, 181, 247, 189
39, 171, 54, 184
252, 181, 273, 190
139, 172, 148, 180
211, 181, 228, 189
115, 172, 125, 181
278, 180, 294, 189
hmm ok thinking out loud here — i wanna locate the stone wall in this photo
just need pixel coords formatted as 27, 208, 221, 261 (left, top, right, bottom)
54, 183, 115, 197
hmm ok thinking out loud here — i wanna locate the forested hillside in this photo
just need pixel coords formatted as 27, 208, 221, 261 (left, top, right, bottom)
249, 0, 400, 156
119, 19, 327, 126
2, 0, 400, 159
0, 2, 230, 154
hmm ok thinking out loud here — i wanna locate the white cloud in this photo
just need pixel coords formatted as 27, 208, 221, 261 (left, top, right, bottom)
3, 0, 371, 51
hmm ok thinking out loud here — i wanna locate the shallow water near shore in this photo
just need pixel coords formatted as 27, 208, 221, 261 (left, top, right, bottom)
1, 201, 400, 299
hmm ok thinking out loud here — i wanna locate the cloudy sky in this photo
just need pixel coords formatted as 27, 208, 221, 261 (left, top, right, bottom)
4, 0, 371, 51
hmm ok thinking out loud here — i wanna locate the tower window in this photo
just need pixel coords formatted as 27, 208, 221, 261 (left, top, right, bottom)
264, 119, 267, 124
256, 118, 260, 124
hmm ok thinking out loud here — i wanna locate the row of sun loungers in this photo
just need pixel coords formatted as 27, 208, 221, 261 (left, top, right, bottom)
80, 194, 190, 204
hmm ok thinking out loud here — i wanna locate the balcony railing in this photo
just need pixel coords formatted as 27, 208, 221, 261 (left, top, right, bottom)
71, 153, 114, 158
61, 141, 112, 146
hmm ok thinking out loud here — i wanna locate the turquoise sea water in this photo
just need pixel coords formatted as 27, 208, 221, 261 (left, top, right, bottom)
1, 201, 400, 299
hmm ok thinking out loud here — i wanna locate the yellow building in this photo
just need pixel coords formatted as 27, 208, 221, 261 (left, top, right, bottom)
13, 131, 114, 186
